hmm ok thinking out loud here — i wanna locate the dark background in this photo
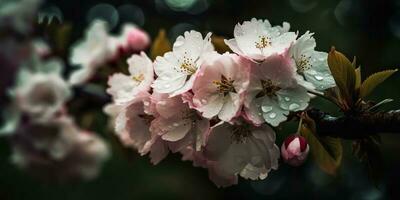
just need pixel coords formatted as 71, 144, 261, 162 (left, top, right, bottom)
2, 0, 400, 199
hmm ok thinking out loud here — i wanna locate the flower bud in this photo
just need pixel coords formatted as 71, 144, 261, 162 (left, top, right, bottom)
122, 25, 150, 52
281, 135, 309, 166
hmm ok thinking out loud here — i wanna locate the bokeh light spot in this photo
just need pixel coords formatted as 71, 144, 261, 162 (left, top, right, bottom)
165, 0, 197, 11
87, 3, 119, 29
118, 4, 145, 26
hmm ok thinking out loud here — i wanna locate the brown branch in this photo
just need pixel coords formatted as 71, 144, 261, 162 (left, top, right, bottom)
307, 108, 400, 139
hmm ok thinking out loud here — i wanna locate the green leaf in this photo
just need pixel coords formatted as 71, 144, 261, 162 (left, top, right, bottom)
301, 123, 343, 175
360, 69, 398, 98
327, 48, 356, 104
150, 29, 172, 60
355, 67, 362, 90
352, 138, 383, 185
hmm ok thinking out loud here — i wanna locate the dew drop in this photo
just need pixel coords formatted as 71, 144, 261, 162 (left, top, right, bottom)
261, 105, 273, 112
314, 75, 324, 81
289, 103, 300, 110
143, 101, 150, 106
284, 97, 291, 102
269, 112, 277, 119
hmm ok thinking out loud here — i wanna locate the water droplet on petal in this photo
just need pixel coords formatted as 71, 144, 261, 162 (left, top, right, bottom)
143, 101, 150, 106
269, 112, 277, 119
173, 122, 180, 127
261, 105, 273, 112
258, 112, 262, 116
284, 97, 291, 101
289, 103, 300, 110
315, 75, 324, 81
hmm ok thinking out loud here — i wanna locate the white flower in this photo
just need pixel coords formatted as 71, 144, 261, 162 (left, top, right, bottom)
152, 30, 214, 96
204, 122, 280, 187
244, 51, 311, 127
290, 31, 335, 90
0, 0, 42, 33
13, 58, 71, 122
225, 18, 297, 62
68, 20, 113, 85
107, 52, 154, 104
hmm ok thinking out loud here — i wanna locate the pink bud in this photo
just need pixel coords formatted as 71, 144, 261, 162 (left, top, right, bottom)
281, 135, 309, 166
123, 26, 150, 52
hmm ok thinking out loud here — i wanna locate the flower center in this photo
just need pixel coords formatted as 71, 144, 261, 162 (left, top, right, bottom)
132, 74, 144, 83
31, 83, 57, 105
138, 114, 155, 125
256, 79, 281, 98
296, 54, 312, 73
177, 52, 197, 75
231, 125, 252, 143
255, 35, 271, 49
212, 75, 236, 96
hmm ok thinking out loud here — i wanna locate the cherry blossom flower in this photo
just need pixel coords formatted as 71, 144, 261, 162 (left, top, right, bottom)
203, 122, 280, 187
12, 58, 71, 122
225, 18, 297, 62
281, 134, 310, 166
11, 115, 110, 181
244, 51, 311, 127
152, 30, 214, 96
112, 91, 169, 164
192, 53, 250, 121
68, 20, 112, 85
107, 52, 154, 104
290, 31, 335, 90
150, 93, 210, 152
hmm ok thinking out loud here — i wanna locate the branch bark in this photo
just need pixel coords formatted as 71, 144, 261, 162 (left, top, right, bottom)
307, 109, 400, 139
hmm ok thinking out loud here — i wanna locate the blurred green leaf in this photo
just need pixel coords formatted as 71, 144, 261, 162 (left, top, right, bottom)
360, 69, 398, 99
211, 35, 231, 54
151, 29, 171, 60
328, 48, 356, 105
355, 67, 362, 90
301, 120, 343, 175
352, 137, 383, 186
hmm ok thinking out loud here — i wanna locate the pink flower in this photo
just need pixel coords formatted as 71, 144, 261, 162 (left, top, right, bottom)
112, 91, 170, 165
244, 50, 311, 127
107, 52, 154, 104
114, 92, 153, 154
203, 122, 280, 187
150, 92, 210, 152
192, 53, 250, 122
281, 135, 309, 166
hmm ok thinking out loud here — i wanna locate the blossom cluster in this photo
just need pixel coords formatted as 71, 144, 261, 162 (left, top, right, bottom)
2, 43, 110, 181
106, 18, 335, 187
